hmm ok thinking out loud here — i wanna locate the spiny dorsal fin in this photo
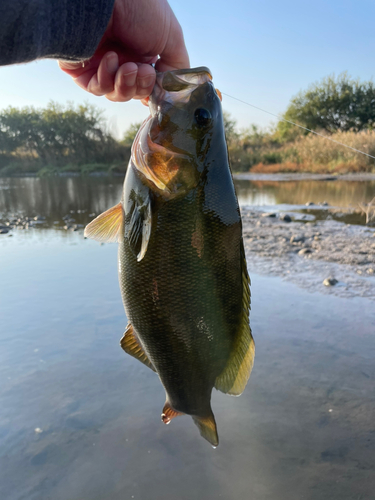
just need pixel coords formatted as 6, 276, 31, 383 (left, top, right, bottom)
161, 401, 184, 424
192, 412, 219, 447
214, 240, 255, 396
120, 323, 155, 372
125, 193, 152, 262
84, 203, 123, 242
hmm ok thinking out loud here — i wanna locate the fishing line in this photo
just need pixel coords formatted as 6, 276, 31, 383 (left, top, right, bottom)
221, 92, 375, 161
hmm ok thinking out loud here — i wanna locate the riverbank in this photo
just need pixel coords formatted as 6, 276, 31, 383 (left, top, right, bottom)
234, 172, 375, 182
242, 208, 375, 300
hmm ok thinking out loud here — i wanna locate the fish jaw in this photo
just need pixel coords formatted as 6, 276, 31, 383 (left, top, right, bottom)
149, 67, 213, 110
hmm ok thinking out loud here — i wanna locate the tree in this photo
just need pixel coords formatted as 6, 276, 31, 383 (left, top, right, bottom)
121, 122, 142, 148
0, 102, 127, 171
278, 73, 375, 138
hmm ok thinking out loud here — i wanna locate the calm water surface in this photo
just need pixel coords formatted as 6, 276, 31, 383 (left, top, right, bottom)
0, 176, 374, 500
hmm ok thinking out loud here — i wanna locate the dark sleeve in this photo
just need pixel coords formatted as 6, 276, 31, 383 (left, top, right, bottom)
0, 0, 115, 66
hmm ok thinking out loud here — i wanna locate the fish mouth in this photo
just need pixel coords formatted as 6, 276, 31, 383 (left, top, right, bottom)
131, 67, 213, 196
149, 66, 212, 109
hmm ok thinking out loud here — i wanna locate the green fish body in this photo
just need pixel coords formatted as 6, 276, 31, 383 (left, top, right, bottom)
85, 67, 254, 446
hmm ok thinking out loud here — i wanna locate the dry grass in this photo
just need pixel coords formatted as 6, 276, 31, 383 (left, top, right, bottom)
245, 130, 375, 173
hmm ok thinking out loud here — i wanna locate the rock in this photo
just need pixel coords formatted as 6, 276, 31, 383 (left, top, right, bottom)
0, 228, 9, 234
298, 248, 312, 255
261, 212, 276, 218
290, 235, 305, 244
306, 202, 314, 206
280, 214, 292, 222
323, 277, 338, 286
321, 201, 329, 206
366, 268, 374, 275
33, 215, 46, 221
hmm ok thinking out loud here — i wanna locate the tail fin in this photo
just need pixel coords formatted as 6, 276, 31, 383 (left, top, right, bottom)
192, 412, 219, 447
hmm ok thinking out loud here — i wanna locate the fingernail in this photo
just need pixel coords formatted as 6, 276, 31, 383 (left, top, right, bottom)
106, 53, 118, 73
58, 60, 82, 70
122, 71, 137, 87
138, 75, 154, 89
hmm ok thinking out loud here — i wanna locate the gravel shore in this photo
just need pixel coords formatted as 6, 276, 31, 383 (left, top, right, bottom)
241, 208, 375, 300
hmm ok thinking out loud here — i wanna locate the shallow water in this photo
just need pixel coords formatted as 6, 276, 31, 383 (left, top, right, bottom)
1, 176, 375, 499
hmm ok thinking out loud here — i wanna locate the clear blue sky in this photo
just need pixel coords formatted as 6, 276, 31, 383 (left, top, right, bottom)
1, 0, 374, 138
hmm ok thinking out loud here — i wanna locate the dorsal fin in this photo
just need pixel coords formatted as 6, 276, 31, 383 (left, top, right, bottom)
192, 411, 219, 447
214, 240, 255, 396
84, 203, 123, 242
120, 323, 155, 371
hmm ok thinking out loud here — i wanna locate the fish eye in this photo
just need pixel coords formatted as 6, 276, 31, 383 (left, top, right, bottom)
194, 108, 212, 126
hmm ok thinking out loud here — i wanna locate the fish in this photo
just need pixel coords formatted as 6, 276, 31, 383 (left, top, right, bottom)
84, 66, 254, 447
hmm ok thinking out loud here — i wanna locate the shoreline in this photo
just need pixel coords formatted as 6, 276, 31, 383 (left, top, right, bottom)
241, 208, 375, 300
234, 172, 375, 182
2, 171, 375, 181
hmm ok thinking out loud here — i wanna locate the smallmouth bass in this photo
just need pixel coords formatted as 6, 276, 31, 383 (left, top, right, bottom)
85, 67, 254, 447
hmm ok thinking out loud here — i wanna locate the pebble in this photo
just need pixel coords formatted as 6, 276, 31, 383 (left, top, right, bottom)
323, 277, 338, 286
298, 248, 312, 255
290, 235, 305, 244
306, 202, 314, 206
261, 212, 277, 218
0, 228, 9, 234
280, 214, 292, 222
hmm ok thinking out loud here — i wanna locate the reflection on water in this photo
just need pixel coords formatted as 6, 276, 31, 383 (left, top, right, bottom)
1, 176, 374, 230
234, 178, 375, 208
1, 176, 375, 499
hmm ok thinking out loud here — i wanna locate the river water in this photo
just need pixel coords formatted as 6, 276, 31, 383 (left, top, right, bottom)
0, 175, 374, 500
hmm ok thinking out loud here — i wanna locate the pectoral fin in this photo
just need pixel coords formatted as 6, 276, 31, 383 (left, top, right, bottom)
125, 192, 152, 262
215, 240, 255, 396
120, 323, 155, 372
84, 203, 123, 242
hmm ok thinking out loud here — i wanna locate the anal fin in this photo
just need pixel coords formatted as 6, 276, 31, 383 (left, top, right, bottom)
120, 324, 155, 372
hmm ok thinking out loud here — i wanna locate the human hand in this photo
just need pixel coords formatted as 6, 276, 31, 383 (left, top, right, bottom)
59, 0, 189, 102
